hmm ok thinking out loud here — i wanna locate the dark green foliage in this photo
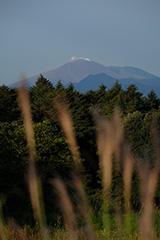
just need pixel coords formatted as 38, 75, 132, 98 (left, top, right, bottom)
102, 81, 124, 116
55, 80, 65, 92
110, 158, 124, 212
0, 121, 28, 186
145, 89, 160, 111
34, 119, 74, 176
0, 85, 20, 122
1, 76, 160, 224
0, 121, 29, 223
30, 75, 55, 122
123, 111, 145, 157
96, 83, 107, 105
130, 169, 141, 211
124, 84, 144, 114
0, 119, 74, 224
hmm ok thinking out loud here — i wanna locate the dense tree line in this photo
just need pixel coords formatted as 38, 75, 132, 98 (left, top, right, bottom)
1, 74, 160, 224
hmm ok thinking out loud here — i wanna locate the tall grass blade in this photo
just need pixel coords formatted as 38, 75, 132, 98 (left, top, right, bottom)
8, 218, 28, 240
55, 98, 96, 239
18, 81, 49, 240
139, 122, 160, 240
54, 98, 83, 174
122, 143, 133, 237
72, 174, 97, 240
51, 178, 78, 240
0, 201, 7, 240
94, 109, 122, 238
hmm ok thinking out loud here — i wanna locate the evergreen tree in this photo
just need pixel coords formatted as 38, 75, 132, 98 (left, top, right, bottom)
30, 75, 54, 122
145, 89, 160, 111
96, 83, 107, 105
66, 82, 80, 108
103, 81, 123, 116
0, 85, 20, 122
124, 84, 144, 114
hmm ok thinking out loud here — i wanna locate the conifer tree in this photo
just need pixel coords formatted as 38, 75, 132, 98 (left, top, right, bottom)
30, 75, 54, 122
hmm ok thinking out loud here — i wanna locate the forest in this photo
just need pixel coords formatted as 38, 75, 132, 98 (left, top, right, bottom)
1, 74, 160, 239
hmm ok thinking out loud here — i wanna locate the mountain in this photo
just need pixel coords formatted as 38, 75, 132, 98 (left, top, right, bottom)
9, 58, 157, 88
73, 73, 116, 92
73, 73, 160, 97
9, 58, 160, 96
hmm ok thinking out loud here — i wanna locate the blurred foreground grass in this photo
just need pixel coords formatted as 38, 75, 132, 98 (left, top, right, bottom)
1, 83, 160, 239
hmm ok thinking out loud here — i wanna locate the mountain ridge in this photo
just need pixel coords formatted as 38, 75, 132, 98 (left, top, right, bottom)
73, 72, 160, 97
8, 58, 160, 96
9, 58, 158, 88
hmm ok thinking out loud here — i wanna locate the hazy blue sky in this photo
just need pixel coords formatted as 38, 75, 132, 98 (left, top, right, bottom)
1, 0, 160, 85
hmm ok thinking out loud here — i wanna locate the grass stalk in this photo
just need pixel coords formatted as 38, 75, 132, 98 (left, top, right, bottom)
7, 218, 28, 240
122, 144, 133, 237
18, 82, 49, 240
94, 109, 123, 238
51, 178, 78, 240
0, 201, 7, 240
72, 174, 97, 240
54, 98, 82, 174
138, 124, 160, 240
54, 98, 96, 239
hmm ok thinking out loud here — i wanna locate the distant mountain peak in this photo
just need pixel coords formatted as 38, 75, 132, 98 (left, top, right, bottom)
9, 59, 159, 89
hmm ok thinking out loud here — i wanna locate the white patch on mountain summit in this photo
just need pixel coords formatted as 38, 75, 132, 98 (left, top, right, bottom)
71, 56, 91, 62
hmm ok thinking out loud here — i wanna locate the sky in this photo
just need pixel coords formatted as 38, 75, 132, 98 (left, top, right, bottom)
0, 0, 160, 85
